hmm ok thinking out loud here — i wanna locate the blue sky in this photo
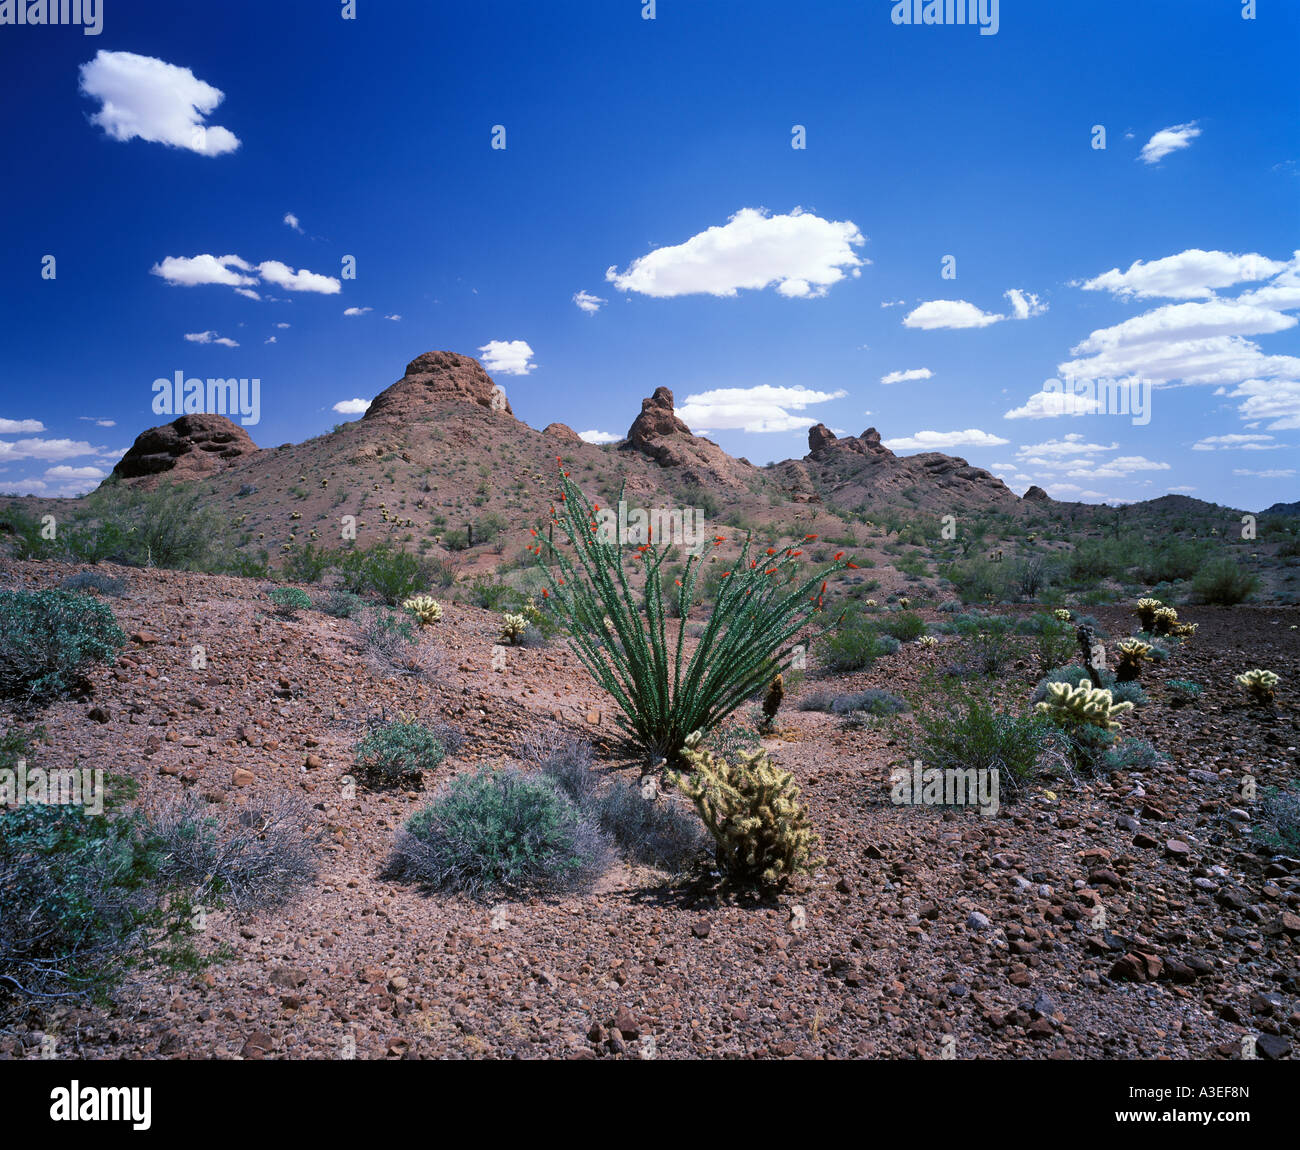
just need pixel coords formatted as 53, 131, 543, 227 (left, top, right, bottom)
1, 0, 1297, 507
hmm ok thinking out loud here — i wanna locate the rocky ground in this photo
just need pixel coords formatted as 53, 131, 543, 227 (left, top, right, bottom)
1, 558, 1297, 1060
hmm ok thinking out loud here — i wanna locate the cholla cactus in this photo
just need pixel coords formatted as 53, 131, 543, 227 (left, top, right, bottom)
917, 635, 939, 649
760, 673, 785, 731
499, 612, 530, 645
1114, 638, 1153, 683
1235, 669, 1279, 705
865, 599, 878, 608
1036, 678, 1134, 733
1172, 621, 1197, 638
1053, 608, 1072, 623
402, 595, 443, 626
669, 744, 824, 886
1134, 598, 1163, 631
898, 597, 911, 609
1152, 606, 1179, 637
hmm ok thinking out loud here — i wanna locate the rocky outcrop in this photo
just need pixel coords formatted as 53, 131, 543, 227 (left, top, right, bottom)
542, 422, 584, 445
1023, 485, 1051, 503
111, 414, 258, 481
808, 424, 838, 455
622, 387, 751, 489
363, 351, 513, 421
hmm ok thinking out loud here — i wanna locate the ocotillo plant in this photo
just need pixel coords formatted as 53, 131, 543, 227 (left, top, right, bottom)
531, 461, 854, 761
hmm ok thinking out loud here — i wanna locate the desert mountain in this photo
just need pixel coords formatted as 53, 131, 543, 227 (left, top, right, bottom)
622, 387, 755, 491
112, 413, 259, 485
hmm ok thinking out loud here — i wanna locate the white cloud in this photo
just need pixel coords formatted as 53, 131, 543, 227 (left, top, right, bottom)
1226, 377, 1300, 430
152, 253, 256, 288
44, 465, 107, 481
1066, 455, 1170, 480
573, 290, 606, 315
578, 430, 619, 444
902, 299, 1001, 330
276, 322, 291, 329
183, 330, 238, 347
1078, 249, 1285, 300
77, 417, 116, 428
880, 367, 933, 385
1233, 468, 1296, 479
1139, 121, 1201, 165
332, 398, 372, 415
264, 336, 276, 344
78, 51, 240, 156
880, 299, 906, 308
257, 260, 341, 294
0, 438, 99, 462
478, 340, 536, 375
343, 306, 372, 317
384, 314, 401, 321
881, 429, 1010, 451
284, 212, 303, 233
605, 207, 866, 299
1015, 433, 1117, 458
1191, 433, 1277, 451
1068, 300, 1296, 358
1005, 289, 1047, 320
676, 385, 847, 434
1003, 388, 1104, 419
234, 287, 261, 300
0, 418, 45, 434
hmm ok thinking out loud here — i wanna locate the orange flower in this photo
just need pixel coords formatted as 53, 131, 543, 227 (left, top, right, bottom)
766, 569, 778, 575
846, 562, 859, 569
833, 551, 844, 561
541, 588, 549, 598
749, 560, 757, 568
820, 580, 827, 593
675, 579, 682, 587
790, 550, 802, 558
530, 528, 537, 536
714, 536, 726, 544
593, 504, 600, 512
805, 534, 818, 540
720, 572, 731, 578
766, 548, 776, 555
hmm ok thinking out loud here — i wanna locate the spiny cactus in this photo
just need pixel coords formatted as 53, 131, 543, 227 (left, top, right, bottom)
1035, 678, 1134, 733
898, 597, 911, 609
1152, 606, 1179, 637
1172, 621, 1197, 638
917, 634, 939, 649
1053, 609, 1072, 623
402, 595, 443, 626
669, 740, 823, 886
1235, 669, 1279, 705
761, 673, 785, 731
1114, 638, 1153, 683
865, 599, 878, 608
499, 612, 530, 645
1134, 598, 1163, 631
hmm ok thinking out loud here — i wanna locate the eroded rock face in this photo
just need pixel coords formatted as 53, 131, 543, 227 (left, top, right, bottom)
363, 351, 514, 421
111, 414, 258, 481
622, 387, 751, 489
808, 424, 838, 455
543, 422, 585, 445
1023, 485, 1051, 503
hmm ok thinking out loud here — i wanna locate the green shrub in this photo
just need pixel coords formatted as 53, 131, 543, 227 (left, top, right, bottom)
59, 570, 127, 597
1191, 556, 1260, 605
1109, 681, 1148, 707
268, 586, 312, 618
357, 607, 419, 670
1135, 540, 1209, 584
0, 590, 126, 706
912, 689, 1061, 801
953, 615, 1019, 676
593, 780, 708, 870
281, 543, 332, 584
1256, 786, 1300, 855
315, 589, 364, 618
340, 544, 431, 604
881, 611, 926, 642
1100, 738, 1166, 774
1165, 678, 1203, 702
468, 578, 517, 611
387, 766, 612, 897
354, 717, 446, 786
821, 621, 885, 673
77, 482, 228, 570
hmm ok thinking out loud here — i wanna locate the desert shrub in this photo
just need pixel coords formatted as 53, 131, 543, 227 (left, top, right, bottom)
468, 578, 516, 611
442, 528, 470, 551
1191, 556, 1260, 605
281, 543, 332, 584
1256, 786, 1300, 855
1013, 554, 1054, 600
388, 767, 613, 897
594, 780, 709, 870
151, 795, 319, 911
216, 548, 271, 579
880, 611, 926, 642
79, 482, 228, 570
268, 586, 312, 618
937, 600, 962, 613
821, 620, 885, 673
354, 717, 446, 786
534, 471, 848, 760
669, 742, 823, 886
876, 634, 901, 655
1061, 538, 1127, 587
0, 590, 126, 706
1109, 681, 1149, 707
1099, 738, 1165, 774
59, 571, 127, 597
1135, 539, 1209, 584
315, 589, 364, 618
941, 557, 1011, 604
339, 544, 431, 604
1165, 678, 1202, 702
424, 555, 458, 589
953, 615, 1018, 676
912, 691, 1061, 801
357, 606, 419, 670
533, 735, 602, 805
1017, 613, 1077, 674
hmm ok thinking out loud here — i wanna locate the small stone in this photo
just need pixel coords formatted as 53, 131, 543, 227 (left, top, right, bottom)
967, 911, 992, 932
232, 767, 255, 786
